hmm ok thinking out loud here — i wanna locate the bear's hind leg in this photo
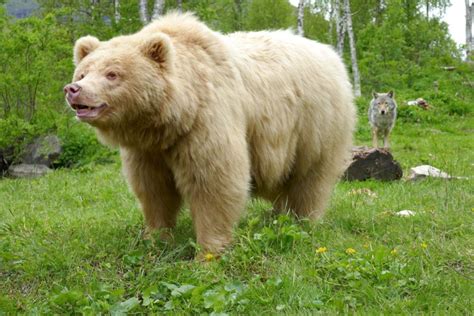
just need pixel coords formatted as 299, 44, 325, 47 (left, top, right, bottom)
274, 158, 341, 221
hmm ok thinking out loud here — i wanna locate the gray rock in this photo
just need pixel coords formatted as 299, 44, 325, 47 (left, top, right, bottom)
23, 135, 62, 167
8, 164, 51, 178
0, 146, 15, 176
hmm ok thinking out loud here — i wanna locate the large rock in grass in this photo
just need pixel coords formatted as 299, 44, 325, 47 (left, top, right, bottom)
8, 164, 52, 178
22, 135, 62, 168
343, 146, 403, 181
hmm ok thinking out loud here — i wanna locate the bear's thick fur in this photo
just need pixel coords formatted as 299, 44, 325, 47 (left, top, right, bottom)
66, 13, 356, 253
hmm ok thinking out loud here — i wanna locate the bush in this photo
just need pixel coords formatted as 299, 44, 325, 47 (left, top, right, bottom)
0, 114, 116, 168
55, 117, 116, 168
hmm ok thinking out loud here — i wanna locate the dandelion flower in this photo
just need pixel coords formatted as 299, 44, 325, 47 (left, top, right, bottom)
204, 253, 215, 261
345, 248, 356, 255
316, 247, 327, 254
390, 249, 398, 255
420, 242, 428, 249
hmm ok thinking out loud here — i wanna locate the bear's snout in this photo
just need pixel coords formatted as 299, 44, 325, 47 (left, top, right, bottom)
64, 83, 82, 103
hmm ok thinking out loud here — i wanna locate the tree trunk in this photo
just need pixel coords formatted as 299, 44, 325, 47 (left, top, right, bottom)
466, 0, 473, 60
375, 0, 384, 25
152, 0, 165, 20
139, 0, 148, 24
234, 0, 243, 30
297, 0, 305, 36
335, 0, 345, 56
344, 0, 361, 97
177, 0, 183, 13
329, 0, 334, 45
114, 0, 121, 23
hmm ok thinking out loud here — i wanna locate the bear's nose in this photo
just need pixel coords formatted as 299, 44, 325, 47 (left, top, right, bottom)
64, 83, 82, 104
63, 83, 82, 99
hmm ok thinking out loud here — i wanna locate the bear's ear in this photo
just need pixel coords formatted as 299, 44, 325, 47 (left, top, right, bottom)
74, 36, 100, 65
372, 92, 379, 99
387, 90, 394, 98
140, 33, 174, 71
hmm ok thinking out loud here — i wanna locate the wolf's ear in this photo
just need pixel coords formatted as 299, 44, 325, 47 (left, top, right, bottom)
387, 90, 394, 98
140, 33, 174, 72
74, 36, 100, 65
372, 92, 379, 99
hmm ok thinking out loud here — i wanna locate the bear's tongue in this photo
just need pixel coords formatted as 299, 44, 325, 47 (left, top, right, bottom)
76, 104, 106, 118
77, 108, 92, 116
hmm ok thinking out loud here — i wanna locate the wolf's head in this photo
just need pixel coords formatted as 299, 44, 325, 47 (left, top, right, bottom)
371, 91, 396, 115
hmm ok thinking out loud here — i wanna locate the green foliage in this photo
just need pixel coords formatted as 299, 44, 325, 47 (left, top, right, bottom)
0, 12, 71, 120
243, 0, 295, 31
303, 5, 330, 43
355, 0, 459, 93
55, 117, 116, 168
181, 0, 239, 33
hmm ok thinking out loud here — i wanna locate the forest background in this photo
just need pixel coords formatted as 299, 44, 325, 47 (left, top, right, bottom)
0, 0, 471, 166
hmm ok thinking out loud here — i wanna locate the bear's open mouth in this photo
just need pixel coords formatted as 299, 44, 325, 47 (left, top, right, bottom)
71, 103, 108, 119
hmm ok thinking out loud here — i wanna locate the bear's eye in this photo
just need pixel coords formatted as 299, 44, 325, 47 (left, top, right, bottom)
79, 74, 85, 80
106, 72, 118, 80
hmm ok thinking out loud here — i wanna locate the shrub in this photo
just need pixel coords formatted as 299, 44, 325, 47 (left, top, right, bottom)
55, 117, 116, 168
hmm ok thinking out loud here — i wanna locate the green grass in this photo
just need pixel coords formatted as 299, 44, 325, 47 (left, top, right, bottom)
1, 105, 473, 314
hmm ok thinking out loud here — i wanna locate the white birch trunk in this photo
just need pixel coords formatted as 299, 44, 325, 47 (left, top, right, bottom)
297, 0, 305, 36
343, 0, 361, 97
466, 0, 473, 59
329, 0, 334, 45
335, 0, 345, 56
152, 0, 165, 21
139, 0, 148, 24
114, 0, 121, 22
177, 0, 183, 13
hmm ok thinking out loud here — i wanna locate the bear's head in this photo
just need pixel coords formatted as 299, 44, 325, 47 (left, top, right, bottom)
64, 33, 174, 129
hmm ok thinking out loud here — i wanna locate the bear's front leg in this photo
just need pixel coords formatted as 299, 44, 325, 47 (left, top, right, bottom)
121, 148, 182, 241
172, 135, 250, 255
190, 186, 247, 255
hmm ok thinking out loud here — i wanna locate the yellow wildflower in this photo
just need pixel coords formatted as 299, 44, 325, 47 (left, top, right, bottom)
345, 248, 357, 255
204, 253, 215, 261
420, 242, 428, 249
390, 249, 398, 255
316, 247, 327, 254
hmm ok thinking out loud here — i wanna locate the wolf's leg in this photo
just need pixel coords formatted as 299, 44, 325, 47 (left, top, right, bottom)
383, 132, 390, 149
372, 128, 378, 148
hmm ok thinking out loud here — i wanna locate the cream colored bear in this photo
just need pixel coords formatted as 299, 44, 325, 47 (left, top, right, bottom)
64, 13, 356, 254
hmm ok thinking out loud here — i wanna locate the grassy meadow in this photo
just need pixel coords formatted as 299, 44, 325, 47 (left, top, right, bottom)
0, 98, 473, 314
